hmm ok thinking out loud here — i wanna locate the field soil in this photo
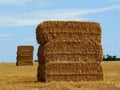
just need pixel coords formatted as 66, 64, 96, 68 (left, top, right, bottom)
0, 61, 120, 90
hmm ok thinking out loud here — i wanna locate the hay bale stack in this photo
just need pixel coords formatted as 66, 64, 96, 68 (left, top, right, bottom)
36, 21, 103, 82
16, 46, 34, 66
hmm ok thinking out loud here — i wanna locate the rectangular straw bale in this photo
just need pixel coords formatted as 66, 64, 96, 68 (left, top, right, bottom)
37, 21, 101, 30
37, 42, 103, 55
45, 74, 103, 82
16, 63, 33, 66
16, 62, 33, 66
36, 33, 101, 43
37, 53, 102, 63
16, 58, 33, 66
40, 62, 103, 74
38, 42, 102, 53
38, 54, 102, 63
17, 56, 33, 61
36, 21, 101, 44
17, 51, 33, 56
17, 60, 33, 63
66, 54, 102, 63
37, 62, 103, 82
17, 46, 34, 51
37, 43, 103, 63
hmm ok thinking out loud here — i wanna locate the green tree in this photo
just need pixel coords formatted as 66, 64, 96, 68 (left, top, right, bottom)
113, 56, 117, 60
106, 54, 113, 60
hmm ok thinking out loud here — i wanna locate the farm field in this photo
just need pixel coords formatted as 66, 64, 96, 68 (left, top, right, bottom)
0, 61, 120, 90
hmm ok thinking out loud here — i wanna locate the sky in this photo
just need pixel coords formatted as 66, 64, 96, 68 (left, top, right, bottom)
0, 0, 120, 62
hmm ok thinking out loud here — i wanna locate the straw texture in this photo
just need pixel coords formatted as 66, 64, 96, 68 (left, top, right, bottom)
36, 21, 101, 44
36, 21, 103, 82
16, 46, 34, 66
18, 46, 34, 51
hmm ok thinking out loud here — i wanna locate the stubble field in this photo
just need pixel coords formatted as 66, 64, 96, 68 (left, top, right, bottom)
0, 61, 120, 90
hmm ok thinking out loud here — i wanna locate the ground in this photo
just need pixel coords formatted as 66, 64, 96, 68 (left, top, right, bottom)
0, 61, 120, 90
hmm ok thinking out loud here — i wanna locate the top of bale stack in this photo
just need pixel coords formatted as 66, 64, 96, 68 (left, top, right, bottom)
36, 21, 102, 44
17, 45, 34, 51
37, 21, 101, 29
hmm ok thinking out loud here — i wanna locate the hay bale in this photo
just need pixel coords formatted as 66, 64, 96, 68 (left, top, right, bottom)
36, 32, 101, 44
16, 45, 34, 66
17, 60, 33, 63
38, 42, 102, 53
36, 21, 103, 82
17, 51, 33, 56
36, 21, 101, 44
37, 42, 103, 63
16, 63, 33, 66
45, 62, 103, 74
17, 56, 33, 61
46, 74, 103, 82
17, 46, 34, 51
38, 62, 103, 73
38, 54, 102, 63
47, 74, 103, 82
37, 62, 103, 82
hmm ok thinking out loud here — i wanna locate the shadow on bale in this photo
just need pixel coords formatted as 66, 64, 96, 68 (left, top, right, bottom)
37, 62, 46, 82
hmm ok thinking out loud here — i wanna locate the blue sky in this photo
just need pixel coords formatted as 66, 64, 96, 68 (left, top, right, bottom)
0, 0, 120, 62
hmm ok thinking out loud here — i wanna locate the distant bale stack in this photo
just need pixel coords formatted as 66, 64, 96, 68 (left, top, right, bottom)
36, 21, 103, 82
16, 46, 34, 66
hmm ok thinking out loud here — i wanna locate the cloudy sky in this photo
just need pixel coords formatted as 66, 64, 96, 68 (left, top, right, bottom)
0, 0, 120, 62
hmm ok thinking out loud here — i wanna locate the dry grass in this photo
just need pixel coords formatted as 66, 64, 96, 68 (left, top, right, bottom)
0, 61, 120, 90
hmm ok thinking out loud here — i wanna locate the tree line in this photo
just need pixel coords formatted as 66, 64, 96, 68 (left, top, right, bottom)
103, 55, 120, 61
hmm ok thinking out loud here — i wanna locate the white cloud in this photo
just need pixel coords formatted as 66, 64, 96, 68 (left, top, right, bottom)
105, 0, 120, 3
0, 5, 120, 26
0, 0, 28, 5
0, 0, 72, 6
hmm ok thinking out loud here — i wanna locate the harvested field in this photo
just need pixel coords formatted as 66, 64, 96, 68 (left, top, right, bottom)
0, 61, 120, 90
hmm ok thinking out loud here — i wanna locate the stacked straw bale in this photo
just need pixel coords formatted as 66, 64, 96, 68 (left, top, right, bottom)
16, 46, 34, 66
36, 21, 103, 82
